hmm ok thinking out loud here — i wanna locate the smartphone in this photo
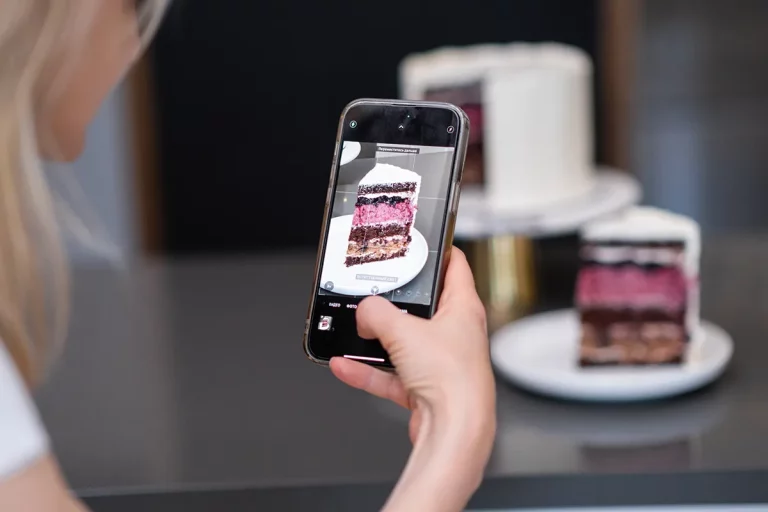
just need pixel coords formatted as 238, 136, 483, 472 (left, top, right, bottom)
303, 99, 469, 369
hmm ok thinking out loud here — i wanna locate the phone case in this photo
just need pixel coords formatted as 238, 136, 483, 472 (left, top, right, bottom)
303, 98, 470, 368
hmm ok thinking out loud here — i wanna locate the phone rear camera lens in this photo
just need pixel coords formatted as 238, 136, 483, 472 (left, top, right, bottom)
350, 120, 358, 128
447, 126, 455, 134
398, 124, 405, 131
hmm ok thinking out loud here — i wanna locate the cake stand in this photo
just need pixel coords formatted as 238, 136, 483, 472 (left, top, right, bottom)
455, 168, 641, 329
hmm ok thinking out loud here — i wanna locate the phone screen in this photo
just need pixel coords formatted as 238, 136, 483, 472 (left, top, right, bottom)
305, 102, 464, 367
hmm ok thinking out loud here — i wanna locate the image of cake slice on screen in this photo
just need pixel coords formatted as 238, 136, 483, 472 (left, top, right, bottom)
345, 164, 421, 267
576, 207, 701, 366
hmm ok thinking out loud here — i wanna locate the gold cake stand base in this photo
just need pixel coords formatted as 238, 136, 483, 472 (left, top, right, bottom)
463, 236, 537, 332
454, 172, 642, 333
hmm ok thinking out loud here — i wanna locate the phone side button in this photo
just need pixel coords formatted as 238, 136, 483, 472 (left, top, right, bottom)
451, 186, 462, 214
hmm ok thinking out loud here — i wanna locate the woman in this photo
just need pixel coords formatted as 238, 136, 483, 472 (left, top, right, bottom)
0, 1, 496, 511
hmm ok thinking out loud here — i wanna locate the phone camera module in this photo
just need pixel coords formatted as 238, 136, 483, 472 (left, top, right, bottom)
447, 126, 455, 134
349, 120, 358, 129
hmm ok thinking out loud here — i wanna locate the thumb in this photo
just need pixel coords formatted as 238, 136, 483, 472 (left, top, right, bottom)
356, 296, 422, 351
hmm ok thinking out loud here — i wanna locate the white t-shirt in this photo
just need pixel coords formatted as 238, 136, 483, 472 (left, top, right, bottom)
0, 342, 48, 479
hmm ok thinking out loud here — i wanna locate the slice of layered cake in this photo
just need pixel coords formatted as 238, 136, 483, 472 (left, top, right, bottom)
345, 164, 421, 267
576, 207, 701, 366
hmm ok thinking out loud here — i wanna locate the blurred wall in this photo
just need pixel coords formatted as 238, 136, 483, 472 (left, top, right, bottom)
151, 0, 599, 255
633, 0, 768, 233
48, 83, 138, 263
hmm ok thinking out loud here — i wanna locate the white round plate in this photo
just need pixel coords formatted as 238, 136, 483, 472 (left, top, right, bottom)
320, 215, 428, 296
340, 141, 361, 166
491, 310, 734, 403
455, 169, 641, 240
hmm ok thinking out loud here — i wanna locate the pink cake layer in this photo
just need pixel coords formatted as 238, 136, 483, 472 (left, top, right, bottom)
576, 266, 688, 310
352, 203, 416, 226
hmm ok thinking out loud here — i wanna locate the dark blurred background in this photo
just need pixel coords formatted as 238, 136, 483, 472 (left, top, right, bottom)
69, 0, 768, 263
149, 0, 600, 254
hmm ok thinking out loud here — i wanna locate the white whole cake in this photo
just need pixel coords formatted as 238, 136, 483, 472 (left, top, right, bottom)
399, 42, 595, 213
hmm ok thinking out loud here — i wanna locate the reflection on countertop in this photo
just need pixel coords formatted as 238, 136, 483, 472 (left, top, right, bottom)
34, 235, 768, 509
491, 383, 728, 475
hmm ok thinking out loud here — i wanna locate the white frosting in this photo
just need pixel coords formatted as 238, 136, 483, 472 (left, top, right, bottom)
583, 246, 683, 267
483, 58, 593, 211
399, 42, 591, 99
349, 234, 408, 246
359, 163, 421, 187
354, 218, 402, 227
582, 207, 700, 269
358, 163, 422, 208
399, 42, 595, 213
360, 191, 411, 200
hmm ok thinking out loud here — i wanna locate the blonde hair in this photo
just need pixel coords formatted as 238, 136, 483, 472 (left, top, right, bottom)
0, 0, 168, 385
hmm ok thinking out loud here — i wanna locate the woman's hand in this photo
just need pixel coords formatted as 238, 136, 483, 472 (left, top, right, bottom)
330, 247, 496, 512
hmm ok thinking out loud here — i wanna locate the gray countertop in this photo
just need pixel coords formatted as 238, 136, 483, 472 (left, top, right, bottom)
34, 236, 768, 510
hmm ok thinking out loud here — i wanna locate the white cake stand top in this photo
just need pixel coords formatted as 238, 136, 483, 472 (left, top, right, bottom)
455, 169, 641, 240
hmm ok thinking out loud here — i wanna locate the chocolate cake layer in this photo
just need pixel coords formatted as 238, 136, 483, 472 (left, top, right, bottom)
348, 223, 411, 244
578, 261, 689, 274
356, 195, 408, 206
345, 248, 408, 267
580, 341, 686, 365
345, 235, 411, 267
582, 240, 685, 249
580, 308, 685, 326
578, 261, 682, 271
580, 320, 687, 365
582, 321, 687, 343
347, 236, 411, 254
580, 356, 684, 367
358, 182, 417, 195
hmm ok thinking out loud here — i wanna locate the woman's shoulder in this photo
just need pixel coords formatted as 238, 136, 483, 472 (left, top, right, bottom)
0, 342, 48, 479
